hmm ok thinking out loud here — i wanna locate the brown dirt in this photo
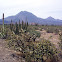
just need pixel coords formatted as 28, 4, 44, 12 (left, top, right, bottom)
36, 30, 60, 48
0, 39, 25, 62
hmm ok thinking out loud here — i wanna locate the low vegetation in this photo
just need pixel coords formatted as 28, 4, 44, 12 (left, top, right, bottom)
0, 14, 62, 62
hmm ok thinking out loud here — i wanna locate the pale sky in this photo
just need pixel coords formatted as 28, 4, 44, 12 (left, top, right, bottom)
0, 0, 62, 19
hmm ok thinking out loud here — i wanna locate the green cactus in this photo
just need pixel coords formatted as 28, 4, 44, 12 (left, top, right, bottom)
3, 13, 4, 36
10, 19, 13, 31
3, 13, 4, 34
15, 22, 19, 34
0, 13, 5, 38
19, 19, 21, 30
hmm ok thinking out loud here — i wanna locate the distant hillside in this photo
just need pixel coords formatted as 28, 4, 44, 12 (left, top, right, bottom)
0, 11, 62, 25
0, 19, 9, 24
5, 11, 40, 23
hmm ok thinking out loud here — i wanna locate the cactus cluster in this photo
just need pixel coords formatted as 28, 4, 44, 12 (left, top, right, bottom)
0, 13, 5, 38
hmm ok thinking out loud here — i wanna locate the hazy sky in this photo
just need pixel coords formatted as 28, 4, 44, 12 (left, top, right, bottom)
0, 0, 62, 19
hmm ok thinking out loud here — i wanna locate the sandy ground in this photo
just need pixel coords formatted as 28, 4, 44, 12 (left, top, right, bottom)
36, 30, 60, 48
0, 39, 25, 62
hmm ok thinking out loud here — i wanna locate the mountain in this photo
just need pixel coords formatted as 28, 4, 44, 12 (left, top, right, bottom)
44, 16, 62, 25
5, 11, 40, 23
46, 16, 55, 21
0, 11, 62, 25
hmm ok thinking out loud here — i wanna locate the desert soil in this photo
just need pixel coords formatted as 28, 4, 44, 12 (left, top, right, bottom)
0, 39, 25, 62
36, 30, 60, 48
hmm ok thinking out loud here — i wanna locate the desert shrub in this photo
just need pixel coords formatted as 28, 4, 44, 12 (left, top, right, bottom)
55, 29, 59, 34
27, 26, 40, 38
58, 33, 62, 60
23, 39, 58, 62
46, 28, 54, 33
29, 30, 40, 38
6, 34, 59, 62
7, 31, 37, 50
59, 33, 62, 50
38, 25, 61, 34
40, 28, 42, 31
46, 27, 59, 34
